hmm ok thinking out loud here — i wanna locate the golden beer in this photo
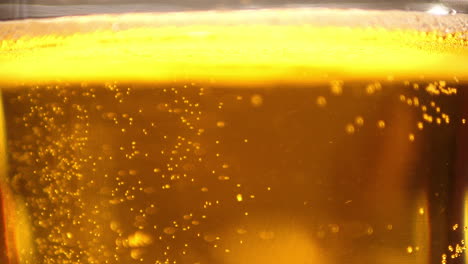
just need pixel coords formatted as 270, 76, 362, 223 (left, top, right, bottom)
0, 8, 467, 264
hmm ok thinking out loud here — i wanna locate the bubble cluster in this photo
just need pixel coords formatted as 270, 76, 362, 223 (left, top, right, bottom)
439, 224, 468, 264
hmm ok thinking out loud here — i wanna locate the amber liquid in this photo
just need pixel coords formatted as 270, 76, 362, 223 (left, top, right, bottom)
2, 79, 468, 264
0, 8, 468, 264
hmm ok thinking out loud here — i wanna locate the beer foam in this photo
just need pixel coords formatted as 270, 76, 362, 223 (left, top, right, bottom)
0, 8, 467, 86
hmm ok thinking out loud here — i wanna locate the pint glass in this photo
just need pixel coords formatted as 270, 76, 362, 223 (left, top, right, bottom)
0, 2, 467, 264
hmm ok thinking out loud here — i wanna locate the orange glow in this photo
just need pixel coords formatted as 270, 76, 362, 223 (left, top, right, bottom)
0, 9, 467, 87
0, 90, 18, 264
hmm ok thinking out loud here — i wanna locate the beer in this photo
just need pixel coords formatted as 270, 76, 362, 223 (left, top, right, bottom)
0, 8, 467, 264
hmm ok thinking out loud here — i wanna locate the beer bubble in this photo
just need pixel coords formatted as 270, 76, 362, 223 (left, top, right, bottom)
316, 96, 327, 107
216, 121, 226, 128
128, 231, 153, 248
163, 227, 176, 235
355, 116, 364, 126
417, 122, 424, 130
330, 81, 343, 95
345, 124, 355, 134
377, 120, 386, 129
250, 94, 263, 107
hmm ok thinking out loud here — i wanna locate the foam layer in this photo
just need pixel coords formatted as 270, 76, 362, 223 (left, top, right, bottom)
0, 8, 467, 86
